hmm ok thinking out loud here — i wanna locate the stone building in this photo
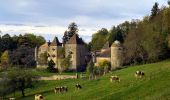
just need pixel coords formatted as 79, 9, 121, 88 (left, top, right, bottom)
35, 34, 87, 71
111, 40, 124, 69
65, 34, 87, 71
93, 40, 124, 70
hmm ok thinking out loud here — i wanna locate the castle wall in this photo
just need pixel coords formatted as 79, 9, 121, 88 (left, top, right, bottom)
95, 57, 110, 66
65, 44, 87, 70
48, 46, 62, 69
65, 44, 77, 70
111, 46, 123, 70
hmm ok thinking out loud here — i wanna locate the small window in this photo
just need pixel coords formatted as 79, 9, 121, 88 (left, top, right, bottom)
52, 55, 56, 57
52, 48, 55, 51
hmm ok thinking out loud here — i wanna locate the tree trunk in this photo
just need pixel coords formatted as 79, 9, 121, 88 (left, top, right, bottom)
21, 89, 25, 97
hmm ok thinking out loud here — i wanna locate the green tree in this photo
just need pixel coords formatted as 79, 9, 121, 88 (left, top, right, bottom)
62, 31, 68, 44
47, 59, 57, 73
38, 52, 48, 65
60, 54, 71, 72
62, 22, 78, 44
91, 28, 108, 51
7, 68, 34, 97
86, 61, 94, 80
99, 60, 111, 75
168, 0, 170, 6
150, 2, 159, 20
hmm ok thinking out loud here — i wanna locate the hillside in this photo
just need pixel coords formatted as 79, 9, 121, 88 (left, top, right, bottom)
16, 60, 170, 100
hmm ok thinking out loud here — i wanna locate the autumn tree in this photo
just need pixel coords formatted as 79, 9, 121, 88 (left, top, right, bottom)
0, 50, 10, 69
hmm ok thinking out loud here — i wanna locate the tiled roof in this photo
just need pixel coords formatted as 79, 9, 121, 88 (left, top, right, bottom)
98, 48, 111, 57
67, 34, 85, 44
50, 37, 62, 46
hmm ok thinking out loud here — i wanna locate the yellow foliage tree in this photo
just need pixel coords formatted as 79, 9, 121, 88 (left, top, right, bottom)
0, 50, 9, 68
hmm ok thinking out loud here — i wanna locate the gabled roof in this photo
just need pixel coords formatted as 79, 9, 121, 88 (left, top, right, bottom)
40, 42, 49, 48
67, 34, 85, 44
98, 48, 111, 57
50, 37, 62, 46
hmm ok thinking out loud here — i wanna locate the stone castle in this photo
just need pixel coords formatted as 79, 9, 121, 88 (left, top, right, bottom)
92, 40, 124, 70
35, 34, 88, 71
35, 33, 124, 71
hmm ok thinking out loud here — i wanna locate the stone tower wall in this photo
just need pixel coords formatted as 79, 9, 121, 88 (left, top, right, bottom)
65, 44, 77, 70
48, 45, 61, 68
65, 44, 86, 70
111, 46, 123, 70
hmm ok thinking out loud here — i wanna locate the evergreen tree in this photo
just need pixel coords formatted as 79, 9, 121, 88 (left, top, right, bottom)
150, 2, 159, 20
62, 22, 78, 44
168, 0, 170, 6
62, 31, 68, 44
47, 59, 57, 73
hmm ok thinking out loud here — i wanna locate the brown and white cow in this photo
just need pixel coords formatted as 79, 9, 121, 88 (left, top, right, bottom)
110, 75, 120, 82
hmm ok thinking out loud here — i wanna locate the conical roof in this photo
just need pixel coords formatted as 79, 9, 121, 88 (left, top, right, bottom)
50, 37, 62, 46
67, 34, 85, 44
111, 40, 122, 47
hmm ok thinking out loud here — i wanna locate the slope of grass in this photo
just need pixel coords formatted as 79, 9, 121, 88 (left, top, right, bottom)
14, 60, 170, 100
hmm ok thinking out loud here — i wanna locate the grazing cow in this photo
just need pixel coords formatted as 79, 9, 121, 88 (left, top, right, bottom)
35, 94, 43, 100
110, 75, 120, 82
60, 86, 68, 92
54, 86, 68, 93
54, 87, 61, 93
135, 70, 145, 78
75, 83, 82, 89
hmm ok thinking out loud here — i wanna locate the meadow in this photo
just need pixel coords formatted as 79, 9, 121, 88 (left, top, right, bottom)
9, 60, 170, 100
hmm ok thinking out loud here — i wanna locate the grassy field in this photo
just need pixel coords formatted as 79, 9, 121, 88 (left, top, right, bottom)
9, 60, 170, 100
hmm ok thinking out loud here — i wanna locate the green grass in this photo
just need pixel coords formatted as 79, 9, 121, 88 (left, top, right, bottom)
9, 60, 170, 100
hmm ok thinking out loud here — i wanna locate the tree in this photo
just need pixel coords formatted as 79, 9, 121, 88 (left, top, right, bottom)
38, 52, 48, 65
98, 60, 111, 75
47, 59, 57, 73
168, 0, 170, 6
86, 61, 94, 80
1, 34, 14, 51
62, 31, 68, 44
0, 78, 12, 99
150, 2, 159, 20
68, 22, 78, 37
0, 50, 10, 68
7, 68, 34, 97
10, 44, 36, 67
91, 28, 109, 51
60, 54, 71, 72
62, 22, 78, 44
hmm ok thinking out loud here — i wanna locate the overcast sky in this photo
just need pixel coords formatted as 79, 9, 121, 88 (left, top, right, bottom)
0, 0, 168, 42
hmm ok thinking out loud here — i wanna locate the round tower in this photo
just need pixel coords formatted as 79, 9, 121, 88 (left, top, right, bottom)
111, 40, 123, 70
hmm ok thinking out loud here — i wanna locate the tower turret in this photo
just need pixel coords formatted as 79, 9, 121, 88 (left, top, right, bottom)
111, 40, 123, 70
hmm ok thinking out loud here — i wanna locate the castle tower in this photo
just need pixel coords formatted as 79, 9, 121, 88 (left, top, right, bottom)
65, 34, 87, 71
48, 37, 62, 68
111, 40, 123, 70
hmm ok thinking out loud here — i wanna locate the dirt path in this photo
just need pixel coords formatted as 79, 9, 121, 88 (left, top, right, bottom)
37, 75, 77, 81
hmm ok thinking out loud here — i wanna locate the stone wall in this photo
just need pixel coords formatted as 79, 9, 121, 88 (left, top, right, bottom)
65, 44, 87, 70
111, 46, 123, 70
